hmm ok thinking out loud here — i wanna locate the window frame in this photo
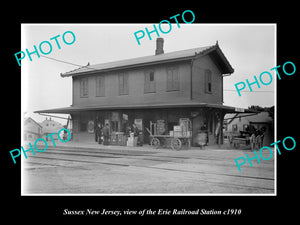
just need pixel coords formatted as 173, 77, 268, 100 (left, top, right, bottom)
166, 66, 180, 92
204, 69, 212, 94
232, 124, 238, 132
79, 77, 89, 98
144, 69, 156, 93
96, 75, 105, 97
118, 72, 129, 95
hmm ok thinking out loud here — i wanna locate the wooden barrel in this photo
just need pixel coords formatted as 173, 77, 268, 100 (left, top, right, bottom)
197, 132, 207, 146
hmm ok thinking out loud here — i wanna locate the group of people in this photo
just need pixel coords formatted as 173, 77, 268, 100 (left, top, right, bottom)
94, 122, 140, 146
95, 123, 110, 145
249, 129, 265, 151
125, 124, 139, 137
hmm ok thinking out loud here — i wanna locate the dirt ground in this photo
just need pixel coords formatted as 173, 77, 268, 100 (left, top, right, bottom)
22, 142, 275, 195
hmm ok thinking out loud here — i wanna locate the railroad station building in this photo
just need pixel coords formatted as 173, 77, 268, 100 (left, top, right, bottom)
35, 38, 251, 147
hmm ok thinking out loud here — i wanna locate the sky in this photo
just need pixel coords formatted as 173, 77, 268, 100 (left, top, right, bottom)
21, 24, 276, 125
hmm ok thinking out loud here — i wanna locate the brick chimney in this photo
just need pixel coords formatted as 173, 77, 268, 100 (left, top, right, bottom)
155, 37, 164, 55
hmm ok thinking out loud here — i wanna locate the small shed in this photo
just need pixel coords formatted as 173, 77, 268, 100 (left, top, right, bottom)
24, 117, 43, 142
224, 111, 274, 146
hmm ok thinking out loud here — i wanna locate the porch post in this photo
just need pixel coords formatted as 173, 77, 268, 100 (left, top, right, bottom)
220, 110, 225, 145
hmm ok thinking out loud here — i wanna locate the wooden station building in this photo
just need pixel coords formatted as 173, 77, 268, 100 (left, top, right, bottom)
36, 38, 249, 146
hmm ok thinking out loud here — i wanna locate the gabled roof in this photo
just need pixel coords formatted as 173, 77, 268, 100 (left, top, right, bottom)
40, 119, 63, 133
61, 43, 234, 77
24, 117, 43, 128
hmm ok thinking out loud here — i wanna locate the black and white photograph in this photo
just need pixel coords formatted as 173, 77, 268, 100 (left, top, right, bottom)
4, 5, 298, 223
21, 24, 276, 195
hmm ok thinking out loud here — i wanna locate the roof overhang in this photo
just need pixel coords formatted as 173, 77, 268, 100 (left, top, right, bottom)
63, 56, 194, 78
34, 103, 253, 114
60, 44, 234, 78
193, 44, 234, 74
208, 46, 234, 74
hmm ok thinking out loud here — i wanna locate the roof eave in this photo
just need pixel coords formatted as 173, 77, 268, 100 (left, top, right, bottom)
215, 46, 234, 74
60, 44, 234, 77
34, 103, 251, 114
190, 44, 234, 75
60, 56, 194, 78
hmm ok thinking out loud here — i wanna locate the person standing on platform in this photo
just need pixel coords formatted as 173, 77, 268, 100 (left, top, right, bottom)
125, 124, 133, 146
125, 124, 131, 139
97, 123, 103, 144
249, 131, 256, 151
94, 117, 99, 143
132, 123, 139, 146
102, 123, 110, 146
256, 130, 264, 150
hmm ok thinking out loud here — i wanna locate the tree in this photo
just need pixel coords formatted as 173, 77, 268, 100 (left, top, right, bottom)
248, 105, 274, 119
248, 105, 265, 111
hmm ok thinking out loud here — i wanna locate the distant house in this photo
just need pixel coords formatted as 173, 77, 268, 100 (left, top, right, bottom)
40, 117, 64, 140
224, 111, 274, 146
24, 117, 42, 142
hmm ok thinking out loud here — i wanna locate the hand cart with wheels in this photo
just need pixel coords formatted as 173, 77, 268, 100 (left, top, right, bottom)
146, 118, 192, 150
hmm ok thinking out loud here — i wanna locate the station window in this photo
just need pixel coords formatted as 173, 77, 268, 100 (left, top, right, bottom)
119, 73, 129, 95
80, 77, 89, 98
144, 70, 156, 93
166, 67, 179, 91
96, 76, 105, 97
205, 70, 212, 94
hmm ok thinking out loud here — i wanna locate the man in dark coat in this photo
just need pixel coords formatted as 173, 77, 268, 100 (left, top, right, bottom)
132, 124, 139, 137
96, 123, 102, 144
102, 123, 110, 145
94, 118, 99, 143
132, 124, 139, 146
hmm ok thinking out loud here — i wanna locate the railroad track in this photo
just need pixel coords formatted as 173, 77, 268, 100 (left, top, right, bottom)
26, 146, 275, 184
32, 146, 275, 163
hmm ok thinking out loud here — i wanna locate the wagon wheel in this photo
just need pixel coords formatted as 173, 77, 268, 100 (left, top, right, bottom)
171, 138, 182, 150
151, 137, 160, 149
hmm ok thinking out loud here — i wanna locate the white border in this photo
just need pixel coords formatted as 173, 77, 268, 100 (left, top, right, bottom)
21, 23, 277, 196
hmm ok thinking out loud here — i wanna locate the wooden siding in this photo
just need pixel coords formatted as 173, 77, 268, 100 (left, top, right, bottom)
72, 61, 191, 107
191, 55, 223, 104
72, 55, 224, 107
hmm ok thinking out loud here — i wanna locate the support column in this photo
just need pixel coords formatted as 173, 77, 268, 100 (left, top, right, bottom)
219, 110, 226, 145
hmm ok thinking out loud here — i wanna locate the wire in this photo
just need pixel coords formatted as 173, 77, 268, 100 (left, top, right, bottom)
40, 55, 83, 67
40, 55, 99, 72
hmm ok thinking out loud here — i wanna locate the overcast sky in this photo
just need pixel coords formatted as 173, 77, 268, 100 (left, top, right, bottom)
21, 24, 275, 125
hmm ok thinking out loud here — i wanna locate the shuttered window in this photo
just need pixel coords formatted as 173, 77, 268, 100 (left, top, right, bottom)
118, 73, 129, 95
96, 76, 105, 97
166, 67, 179, 91
144, 70, 156, 93
80, 77, 88, 98
205, 69, 212, 93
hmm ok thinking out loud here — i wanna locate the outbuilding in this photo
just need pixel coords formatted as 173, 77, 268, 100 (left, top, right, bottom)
24, 117, 43, 142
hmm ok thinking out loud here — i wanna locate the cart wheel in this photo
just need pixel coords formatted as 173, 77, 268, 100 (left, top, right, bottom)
171, 138, 182, 150
151, 138, 160, 149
